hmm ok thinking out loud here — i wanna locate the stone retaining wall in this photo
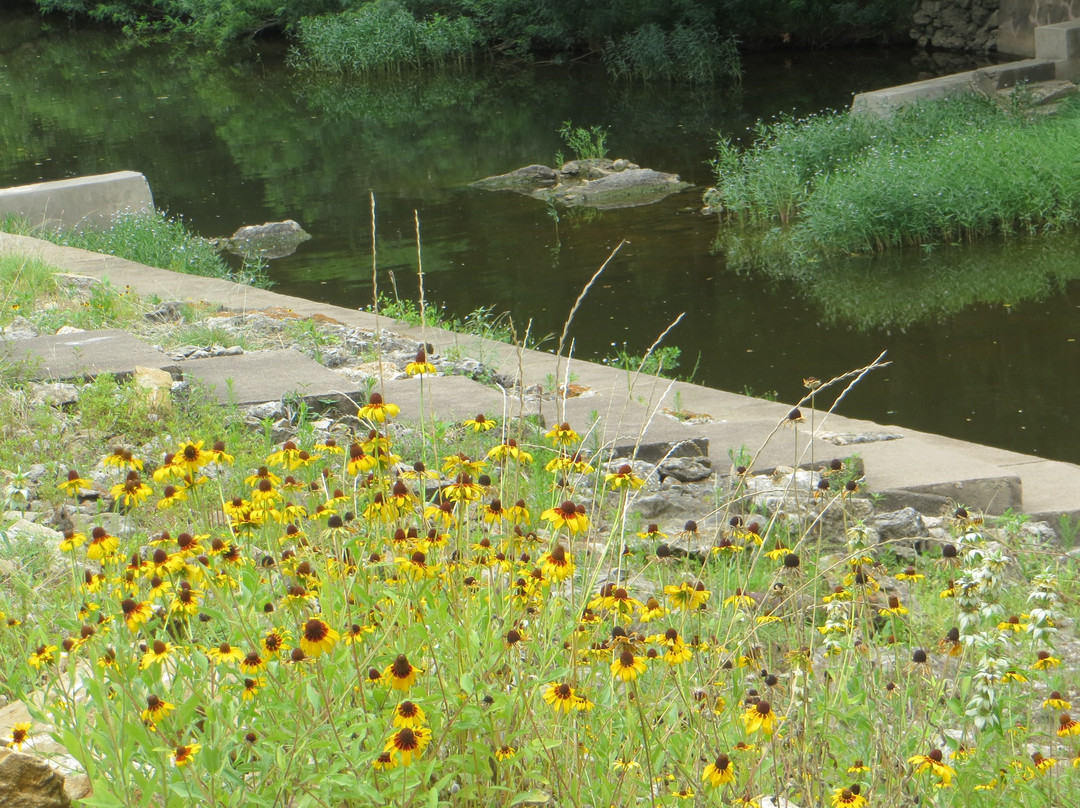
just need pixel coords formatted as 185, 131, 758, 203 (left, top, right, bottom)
911, 0, 1000, 52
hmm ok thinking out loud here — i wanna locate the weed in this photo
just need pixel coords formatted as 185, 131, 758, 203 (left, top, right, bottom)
558, 120, 609, 161
604, 343, 681, 378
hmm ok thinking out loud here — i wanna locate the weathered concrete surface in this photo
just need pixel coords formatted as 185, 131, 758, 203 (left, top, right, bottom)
179, 349, 362, 410
4, 231, 1080, 530
971, 57, 1056, 91
380, 375, 514, 424
0, 171, 153, 232
852, 71, 975, 115
0, 329, 180, 381
1000, 0, 1080, 56
1035, 19, 1080, 77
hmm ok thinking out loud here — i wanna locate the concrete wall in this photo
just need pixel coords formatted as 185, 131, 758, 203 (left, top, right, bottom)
0, 171, 154, 232
1000, 0, 1080, 55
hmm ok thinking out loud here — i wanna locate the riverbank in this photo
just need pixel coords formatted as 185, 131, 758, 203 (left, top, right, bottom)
4, 230, 1080, 526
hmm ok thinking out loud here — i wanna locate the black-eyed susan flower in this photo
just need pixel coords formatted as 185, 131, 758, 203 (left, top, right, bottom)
878, 596, 908, 617
1057, 713, 1080, 736
723, 589, 755, 609
664, 581, 710, 611
207, 642, 245, 665
908, 749, 955, 787
175, 441, 212, 474
59, 530, 86, 553
544, 422, 580, 447
358, 392, 400, 423
671, 786, 695, 801
495, 745, 516, 761
120, 598, 152, 632
487, 439, 533, 464
241, 677, 265, 701
443, 473, 484, 503
636, 524, 668, 542
1032, 650, 1061, 670
543, 682, 580, 714
299, 617, 339, 657
740, 700, 778, 735
139, 640, 175, 670
605, 464, 644, 489
169, 586, 202, 617
538, 544, 575, 581
392, 700, 426, 728
638, 597, 668, 622
384, 726, 431, 766
463, 413, 496, 432
373, 751, 398, 771
103, 446, 142, 471
172, 742, 201, 767
1032, 752, 1056, 774
57, 470, 93, 497
895, 566, 924, 583
702, 753, 735, 787
86, 526, 119, 561
406, 349, 437, 376
1044, 692, 1071, 710
831, 785, 868, 807
385, 654, 422, 692
610, 649, 647, 682
541, 500, 588, 534
140, 695, 174, 725
847, 760, 871, 774
6, 722, 31, 750
505, 499, 531, 524
239, 651, 266, 674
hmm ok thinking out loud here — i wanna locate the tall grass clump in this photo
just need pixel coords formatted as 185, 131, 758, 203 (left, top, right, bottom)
3, 210, 269, 287
289, 0, 480, 75
603, 25, 741, 84
711, 93, 1080, 253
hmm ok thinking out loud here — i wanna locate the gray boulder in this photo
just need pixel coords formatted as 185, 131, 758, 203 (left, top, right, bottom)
471, 165, 559, 189
213, 219, 311, 260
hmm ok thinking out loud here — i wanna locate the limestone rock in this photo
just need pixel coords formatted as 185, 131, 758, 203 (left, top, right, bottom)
658, 456, 713, 483
215, 220, 311, 260
472, 165, 559, 189
0, 749, 71, 808
872, 507, 929, 541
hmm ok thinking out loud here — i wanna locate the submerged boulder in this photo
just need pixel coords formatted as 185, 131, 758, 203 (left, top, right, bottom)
472, 159, 689, 210
211, 220, 311, 260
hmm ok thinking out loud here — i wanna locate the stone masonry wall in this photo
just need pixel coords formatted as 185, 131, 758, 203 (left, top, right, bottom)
911, 0, 1001, 52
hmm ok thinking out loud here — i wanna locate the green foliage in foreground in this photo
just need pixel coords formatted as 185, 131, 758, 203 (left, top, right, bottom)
2, 211, 269, 287
711, 94, 1080, 254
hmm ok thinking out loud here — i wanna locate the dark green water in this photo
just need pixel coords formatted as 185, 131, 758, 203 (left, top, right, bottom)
4, 11, 1080, 463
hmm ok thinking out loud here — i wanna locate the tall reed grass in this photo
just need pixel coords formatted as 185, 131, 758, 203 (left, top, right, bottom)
711, 93, 1080, 253
289, 0, 479, 75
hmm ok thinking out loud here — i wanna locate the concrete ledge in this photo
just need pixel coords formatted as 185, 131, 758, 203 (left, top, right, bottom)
0, 329, 180, 382
971, 59, 1057, 94
852, 72, 975, 116
0, 171, 154, 232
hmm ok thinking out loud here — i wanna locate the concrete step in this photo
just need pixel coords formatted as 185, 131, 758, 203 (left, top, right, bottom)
179, 348, 361, 411
0, 328, 180, 381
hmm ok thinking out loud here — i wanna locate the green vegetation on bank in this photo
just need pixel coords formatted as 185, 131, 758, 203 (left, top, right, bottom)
2, 211, 270, 287
33, 0, 917, 81
711, 94, 1080, 256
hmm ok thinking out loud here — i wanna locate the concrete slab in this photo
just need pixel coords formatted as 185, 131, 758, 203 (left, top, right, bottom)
380, 375, 513, 425
972, 59, 1057, 94
0, 329, 179, 381
0, 171, 153, 232
179, 349, 361, 411
852, 72, 974, 116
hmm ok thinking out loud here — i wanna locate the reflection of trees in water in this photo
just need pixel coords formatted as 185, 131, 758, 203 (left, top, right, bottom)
718, 229, 1080, 330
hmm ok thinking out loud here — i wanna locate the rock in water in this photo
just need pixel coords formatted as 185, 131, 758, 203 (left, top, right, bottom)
217, 220, 311, 260
0, 749, 72, 808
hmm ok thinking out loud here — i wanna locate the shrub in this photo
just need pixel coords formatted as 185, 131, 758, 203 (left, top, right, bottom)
603, 25, 740, 84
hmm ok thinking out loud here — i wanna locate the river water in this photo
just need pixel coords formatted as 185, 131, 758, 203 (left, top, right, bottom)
4, 10, 1080, 463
